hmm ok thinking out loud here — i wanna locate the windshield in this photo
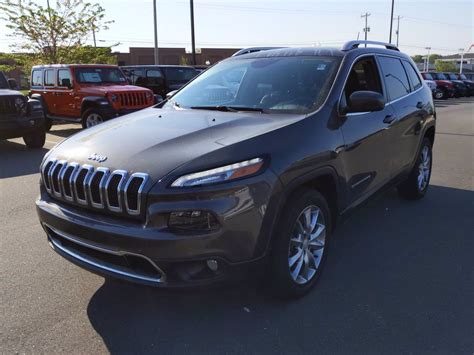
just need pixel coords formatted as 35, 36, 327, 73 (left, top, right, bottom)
447, 74, 457, 80
459, 74, 467, 80
75, 67, 127, 84
423, 73, 433, 80
0, 72, 8, 89
164, 56, 341, 114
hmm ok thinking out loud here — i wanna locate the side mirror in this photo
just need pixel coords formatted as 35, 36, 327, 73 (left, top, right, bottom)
166, 90, 178, 99
8, 78, 18, 90
61, 78, 72, 89
347, 91, 385, 113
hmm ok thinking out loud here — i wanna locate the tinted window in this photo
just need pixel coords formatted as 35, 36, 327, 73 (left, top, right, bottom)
122, 68, 145, 85
422, 73, 433, 80
0, 72, 8, 88
147, 70, 163, 78
58, 69, 72, 87
75, 67, 127, 84
402, 61, 422, 90
31, 70, 42, 86
164, 56, 341, 114
163, 67, 198, 84
344, 57, 383, 102
44, 70, 55, 86
378, 56, 410, 100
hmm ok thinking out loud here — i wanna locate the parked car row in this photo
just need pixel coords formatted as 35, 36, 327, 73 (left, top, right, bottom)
422, 72, 474, 99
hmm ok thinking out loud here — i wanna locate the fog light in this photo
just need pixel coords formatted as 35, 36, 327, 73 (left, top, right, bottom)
206, 259, 218, 272
168, 210, 219, 231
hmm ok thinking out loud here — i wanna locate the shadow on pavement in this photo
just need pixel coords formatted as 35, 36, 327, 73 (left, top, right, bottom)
434, 97, 473, 108
87, 185, 473, 354
0, 140, 48, 179
49, 126, 82, 138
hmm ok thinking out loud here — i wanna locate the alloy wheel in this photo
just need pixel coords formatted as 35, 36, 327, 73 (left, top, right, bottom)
86, 113, 103, 128
417, 145, 431, 191
288, 205, 326, 285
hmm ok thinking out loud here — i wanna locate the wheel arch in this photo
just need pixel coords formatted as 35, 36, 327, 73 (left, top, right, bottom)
424, 125, 435, 146
80, 96, 110, 116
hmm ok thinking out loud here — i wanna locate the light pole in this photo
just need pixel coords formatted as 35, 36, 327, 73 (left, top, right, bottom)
389, 0, 395, 43
190, 0, 197, 65
459, 48, 464, 74
395, 15, 402, 47
424, 47, 431, 72
153, 0, 159, 64
361, 12, 371, 46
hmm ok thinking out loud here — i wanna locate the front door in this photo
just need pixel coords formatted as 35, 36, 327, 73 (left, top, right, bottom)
339, 56, 395, 204
55, 68, 77, 118
42, 69, 58, 115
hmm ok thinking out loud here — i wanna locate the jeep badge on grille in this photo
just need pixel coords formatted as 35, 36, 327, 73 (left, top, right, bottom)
88, 153, 107, 163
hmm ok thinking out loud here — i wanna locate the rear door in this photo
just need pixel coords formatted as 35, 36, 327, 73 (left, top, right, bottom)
339, 55, 396, 204
377, 56, 424, 175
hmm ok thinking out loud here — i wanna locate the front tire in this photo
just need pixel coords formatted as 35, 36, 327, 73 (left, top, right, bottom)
82, 109, 104, 129
270, 189, 331, 298
23, 130, 46, 149
397, 137, 432, 200
434, 90, 444, 100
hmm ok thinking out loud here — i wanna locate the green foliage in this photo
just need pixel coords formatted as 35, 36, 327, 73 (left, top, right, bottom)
435, 60, 457, 73
429, 54, 442, 64
0, 0, 113, 63
411, 55, 424, 63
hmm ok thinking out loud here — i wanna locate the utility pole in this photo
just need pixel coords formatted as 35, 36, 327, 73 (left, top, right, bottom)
395, 15, 402, 47
389, 0, 395, 43
459, 48, 464, 74
153, 0, 159, 64
424, 47, 431, 72
190, 0, 196, 65
361, 12, 371, 46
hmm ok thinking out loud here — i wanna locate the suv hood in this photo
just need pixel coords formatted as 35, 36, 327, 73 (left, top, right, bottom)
47, 107, 303, 179
0, 88, 23, 96
79, 85, 151, 95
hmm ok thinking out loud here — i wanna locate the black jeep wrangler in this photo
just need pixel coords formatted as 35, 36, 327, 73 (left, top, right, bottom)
0, 71, 46, 148
37, 41, 436, 297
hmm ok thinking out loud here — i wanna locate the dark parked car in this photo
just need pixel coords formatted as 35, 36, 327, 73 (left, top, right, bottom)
0, 71, 45, 148
453, 73, 474, 96
443, 72, 470, 97
426, 72, 466, 98
37, 41, 435, 297
421, 72, 454, 99
121, 65, 198, 98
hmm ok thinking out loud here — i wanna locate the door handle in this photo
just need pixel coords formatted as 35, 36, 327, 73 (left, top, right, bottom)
416, 101, 424, 109
383, 114, 396, 124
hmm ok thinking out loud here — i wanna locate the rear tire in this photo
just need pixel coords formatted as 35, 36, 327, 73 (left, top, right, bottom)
269, 189, 331, 298
397, 137, 432, 200
82, 109, 104, 129
23, 130, 46, 149
44, 117, 53, 131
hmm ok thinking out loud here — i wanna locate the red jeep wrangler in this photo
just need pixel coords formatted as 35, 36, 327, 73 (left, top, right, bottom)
30, 64, 155, 129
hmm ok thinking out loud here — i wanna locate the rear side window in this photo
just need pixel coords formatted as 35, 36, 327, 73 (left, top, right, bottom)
378, 56, 410, 101
402, 61, 422, 90
31, 70, 42, 86
44, 70, 55, 86
58, 69, 72, 87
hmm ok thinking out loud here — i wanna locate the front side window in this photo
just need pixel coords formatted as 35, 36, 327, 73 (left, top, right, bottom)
344, 56, 383, 103
31, 70, 42, 86
378, 56, 410, 101
163, 67, 198, 85
44, 70, 55, 86
58, 69, 72, 87
164, 56, 341, 114
75, 67, 127, 84
402, 60, 422, 90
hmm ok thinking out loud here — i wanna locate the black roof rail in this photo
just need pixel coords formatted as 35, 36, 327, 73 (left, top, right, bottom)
342, 40, 399, 51
232, 47, 285, 57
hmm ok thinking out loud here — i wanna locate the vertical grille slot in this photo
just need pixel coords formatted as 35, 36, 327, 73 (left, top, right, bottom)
61, 165, 76, 199
51, 163, 64, 194
42, 160, 55, 191
106, 171, 127, 212
74, 166, 94, 204
124, 173, 148, 214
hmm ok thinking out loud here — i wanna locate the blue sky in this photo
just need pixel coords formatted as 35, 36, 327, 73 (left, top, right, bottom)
0, 0, 472, 56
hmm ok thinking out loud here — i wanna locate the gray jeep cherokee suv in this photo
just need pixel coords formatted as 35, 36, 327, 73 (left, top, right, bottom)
36, 41, 435, 297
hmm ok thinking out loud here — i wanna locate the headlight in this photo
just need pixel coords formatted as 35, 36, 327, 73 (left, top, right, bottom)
15, 97, 27, 114
171, 157, 264, 187
146, 92, 153, 100
28, 100, 43, 110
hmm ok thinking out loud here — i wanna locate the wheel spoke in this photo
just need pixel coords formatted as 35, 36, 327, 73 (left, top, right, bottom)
291, 253, 304, 280
303, 208, 312, 232
289, 247, 303, 267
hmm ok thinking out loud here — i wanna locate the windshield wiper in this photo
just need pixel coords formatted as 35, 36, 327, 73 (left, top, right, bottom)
190, 105, 266, 113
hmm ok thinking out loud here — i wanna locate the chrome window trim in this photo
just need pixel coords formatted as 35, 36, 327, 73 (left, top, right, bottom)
124, 172, 149, 215
105, 170, 128, 212
44, 223, 166, 283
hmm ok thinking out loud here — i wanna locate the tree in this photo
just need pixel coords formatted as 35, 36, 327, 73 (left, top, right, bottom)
0, 0, 113, 63
411, 55, 424, 63
435, 60, 457, 73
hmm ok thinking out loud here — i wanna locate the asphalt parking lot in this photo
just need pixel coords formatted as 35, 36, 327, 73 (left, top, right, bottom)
1, 98, 473, 354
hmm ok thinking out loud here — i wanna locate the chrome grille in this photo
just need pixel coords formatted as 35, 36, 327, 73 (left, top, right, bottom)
41, 160, 149, 216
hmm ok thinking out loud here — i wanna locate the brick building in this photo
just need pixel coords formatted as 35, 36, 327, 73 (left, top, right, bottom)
115, 47, 239, 66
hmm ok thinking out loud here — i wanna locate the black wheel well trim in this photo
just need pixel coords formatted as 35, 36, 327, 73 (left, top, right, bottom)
424, 125, 435, 145
262, 165, 342, 256
81, 96, 111, 115
30, 93, 48, 112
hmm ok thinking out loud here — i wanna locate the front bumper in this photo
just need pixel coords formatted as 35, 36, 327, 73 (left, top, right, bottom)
0, 111, 44, 140
36, 171, 281, 287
